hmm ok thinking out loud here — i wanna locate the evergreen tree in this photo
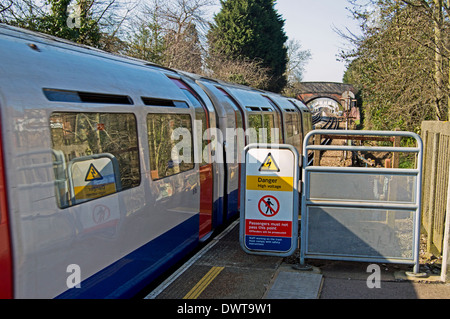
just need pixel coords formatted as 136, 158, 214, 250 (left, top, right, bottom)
208, 0, 288, 93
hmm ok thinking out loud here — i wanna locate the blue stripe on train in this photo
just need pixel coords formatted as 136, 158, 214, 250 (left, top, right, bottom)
226, 188, 239, 220
56, 215, 199, 299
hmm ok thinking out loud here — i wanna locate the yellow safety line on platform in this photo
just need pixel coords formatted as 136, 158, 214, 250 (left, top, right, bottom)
183, 266, 225, 299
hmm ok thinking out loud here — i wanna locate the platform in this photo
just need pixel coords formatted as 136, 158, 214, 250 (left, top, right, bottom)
145, 220, 323, 299
144, 219, 450, 301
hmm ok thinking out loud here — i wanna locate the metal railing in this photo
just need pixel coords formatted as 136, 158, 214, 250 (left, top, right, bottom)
300, 130, 423, 273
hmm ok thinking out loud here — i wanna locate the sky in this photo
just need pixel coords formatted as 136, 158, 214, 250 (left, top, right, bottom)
274, 0, 361, 83
208, 0, 362, 83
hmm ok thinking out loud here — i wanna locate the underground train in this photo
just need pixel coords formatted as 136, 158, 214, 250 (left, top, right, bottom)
0, 23, 312, 298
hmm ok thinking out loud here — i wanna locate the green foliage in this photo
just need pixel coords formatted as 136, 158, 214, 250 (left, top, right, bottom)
342, 0, 449, 132
8, 0, 101, 47
208, 0, 288, 93
126, 20, 166, 65
344, 0, 448, 131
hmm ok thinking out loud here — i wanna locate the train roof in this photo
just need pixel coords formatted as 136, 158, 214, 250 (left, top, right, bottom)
0, 23, 308, 111
0, 23, 192, 108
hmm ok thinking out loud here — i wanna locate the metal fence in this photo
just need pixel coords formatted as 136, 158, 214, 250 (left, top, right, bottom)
300, 130, 423, 273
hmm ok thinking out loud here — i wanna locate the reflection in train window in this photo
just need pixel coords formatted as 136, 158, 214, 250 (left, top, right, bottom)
263, 114, 281, 144
147, 113, 194, 180
50, 112, 140, 208
248, 114, 262, 144
179, 88, 210, 166
285, 113, 301, 150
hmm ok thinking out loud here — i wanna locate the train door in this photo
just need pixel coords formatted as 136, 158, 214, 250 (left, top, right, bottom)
215, 87, 245, 216
289, 99, 312, 153
262, 96, 285, 144
290, 99, 312, 137
265, 94, 303, 155
169, 78, 214, 240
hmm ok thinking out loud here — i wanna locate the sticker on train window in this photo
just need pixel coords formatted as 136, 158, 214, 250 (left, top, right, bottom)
50, 112, 140, 208
69, 155, 120, 203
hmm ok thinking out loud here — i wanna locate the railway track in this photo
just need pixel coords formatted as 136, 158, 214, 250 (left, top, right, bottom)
307, 113, 340, 165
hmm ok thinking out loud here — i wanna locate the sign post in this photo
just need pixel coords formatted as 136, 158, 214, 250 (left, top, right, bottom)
239, 144, 299, 257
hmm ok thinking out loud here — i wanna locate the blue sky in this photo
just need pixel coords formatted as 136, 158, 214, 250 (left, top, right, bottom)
274, 0, 361, 83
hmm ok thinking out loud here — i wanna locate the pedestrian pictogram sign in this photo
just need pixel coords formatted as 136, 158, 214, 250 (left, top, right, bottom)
258, 195, 280, 217
240, 144, 299, 257
259, 153, 280, 172
85, 163, 103, 181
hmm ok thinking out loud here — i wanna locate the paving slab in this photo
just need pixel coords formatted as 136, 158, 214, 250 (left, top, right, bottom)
264, 271, 323, 299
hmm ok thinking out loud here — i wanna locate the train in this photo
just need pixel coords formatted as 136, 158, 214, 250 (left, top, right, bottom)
0, 23, 312, 298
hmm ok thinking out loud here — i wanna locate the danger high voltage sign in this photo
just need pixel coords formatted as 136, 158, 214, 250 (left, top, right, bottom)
239, 144, 299, 257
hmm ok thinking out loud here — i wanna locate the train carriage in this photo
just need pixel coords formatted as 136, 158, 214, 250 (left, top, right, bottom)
0, 23, 312, 298
0, 24, 204, 298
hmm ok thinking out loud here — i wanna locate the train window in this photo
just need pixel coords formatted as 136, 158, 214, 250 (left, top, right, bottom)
141, 97, 189, 108
285, 113, 301, 150
50, 112, 140, 208
44, 89, 133, 105
147, 113, 194, 180
184, 93, 210, 166
170, 78, 211, 166
285, 113, 299, 138
263, 114, 281, 144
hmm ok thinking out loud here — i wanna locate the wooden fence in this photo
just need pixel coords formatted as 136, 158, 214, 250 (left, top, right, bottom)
421, 121, 450, 259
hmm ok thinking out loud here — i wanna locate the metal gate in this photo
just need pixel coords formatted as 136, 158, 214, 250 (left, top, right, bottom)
300, 130, 423, 273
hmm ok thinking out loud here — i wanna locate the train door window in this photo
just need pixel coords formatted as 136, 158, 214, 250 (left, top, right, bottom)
234, 108, 244, 162
285, 113, 301, 151
303, 111, 313, 133
50, 112, 140, 208
147, 113, 194, 180
170, 78, 210, 166
263, 113, 281, 144
215, 87, 246, 158
248, 114, 263, 144
262, 96, 284, 143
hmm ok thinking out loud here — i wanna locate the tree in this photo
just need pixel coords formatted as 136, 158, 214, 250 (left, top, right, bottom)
282, 38, 311, 97
341, 0, 449, 132
40, 0, 101, 46
207, 0, 288, 93
0, 0, 127, 48
125, 0, 212, 74
126, 3, 166, 64
204, 51, 271, 88
400, 0, 450, 120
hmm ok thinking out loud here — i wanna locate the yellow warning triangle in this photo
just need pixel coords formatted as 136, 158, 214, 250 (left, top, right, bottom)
85, 163, 103, 181
259, 153, 280, 172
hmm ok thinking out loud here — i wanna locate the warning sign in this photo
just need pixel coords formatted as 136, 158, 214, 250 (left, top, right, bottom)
245, 220, 292, 238
258, 195, 280, 217
85, 163, 103, 181
69, 155, 119, 203
246, 176, 293, 192
259, 153, 280, 172
240, 144, 299, 257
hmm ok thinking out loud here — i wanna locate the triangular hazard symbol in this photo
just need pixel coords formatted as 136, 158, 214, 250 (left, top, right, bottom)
85, 163, 103, 181
259, 153, 280, 172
